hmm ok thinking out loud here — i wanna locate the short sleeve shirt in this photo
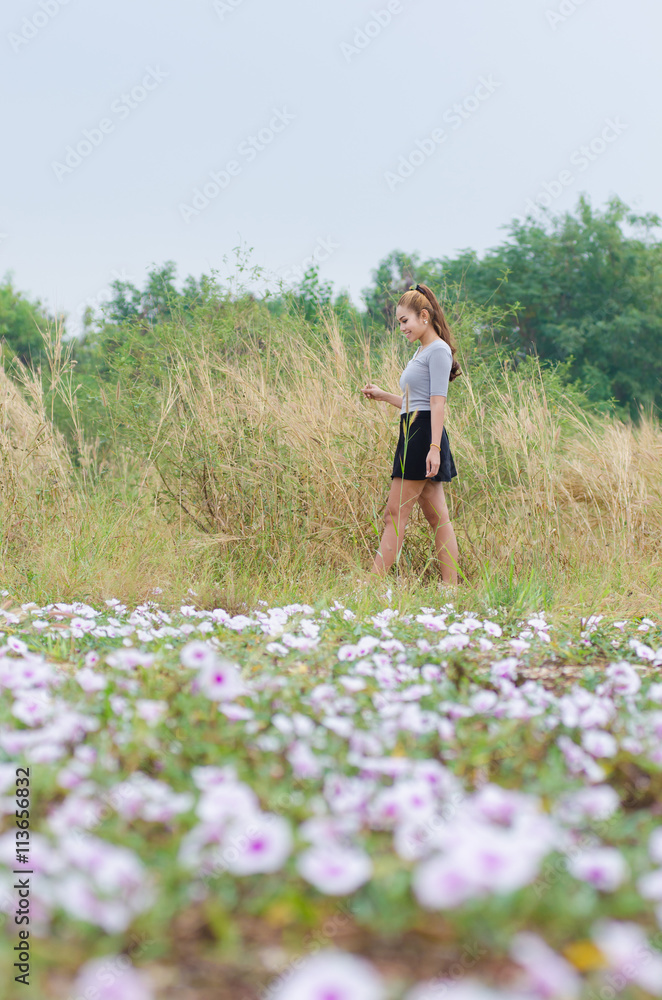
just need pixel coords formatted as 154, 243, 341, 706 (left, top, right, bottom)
399, 339, 453, 415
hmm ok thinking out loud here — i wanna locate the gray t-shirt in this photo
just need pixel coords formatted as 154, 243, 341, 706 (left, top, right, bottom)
399, 339, 453, 415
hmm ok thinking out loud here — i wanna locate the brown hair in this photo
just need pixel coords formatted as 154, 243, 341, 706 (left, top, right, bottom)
397, 284, 462, 382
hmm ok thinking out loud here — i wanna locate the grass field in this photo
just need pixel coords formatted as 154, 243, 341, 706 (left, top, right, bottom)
2, 303, 662, 997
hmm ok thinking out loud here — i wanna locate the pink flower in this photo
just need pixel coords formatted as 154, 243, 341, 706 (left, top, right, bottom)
196, 781, 258, 825
509, 932, 581, 999
297, 844, 372, 895
592, 919, 662, 995
191, 764, 237, 789
223, 814, 292, 875
412, 852, 477, 909
76, 668, 107, 693
394, 820, 437, 862
72, 956, 154, 1000
650, 827, 662, 865
339, 676, 366, 692
268, 950, 384, 1000
509, 640, 530, 653
196, 658, 243, 701
647, 683, 662, 704
637, 868, 662, 900
180, 641, 216, 669
219, 703, 254, 721
556, 735, 606, 782
581, 729, 617, 758
12, 694, 53, 727
605, 661, 641, 696
287, 741, 323, 779
135, 700, 167, 726
466, 830, 544, 893
490, 658, 518, 682
469, 690, 498, 713
555, 785, 620, 825
405, 981, 500, 999
568, 847, 628, 891
7, 637, 29, 655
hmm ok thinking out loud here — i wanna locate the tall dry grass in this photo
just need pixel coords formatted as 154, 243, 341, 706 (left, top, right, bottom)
110, 306, 662, 612
1, 306, 661, 615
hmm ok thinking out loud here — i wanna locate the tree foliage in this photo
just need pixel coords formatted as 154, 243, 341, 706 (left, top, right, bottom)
362, 196, 662, 416
0, 273, 55, 366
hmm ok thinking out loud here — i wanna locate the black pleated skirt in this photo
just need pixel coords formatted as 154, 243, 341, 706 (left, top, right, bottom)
391, 409, 457, 483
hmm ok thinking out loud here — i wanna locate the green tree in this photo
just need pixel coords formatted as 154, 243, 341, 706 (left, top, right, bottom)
0, 273, 55, 366
363, 197, 662, 415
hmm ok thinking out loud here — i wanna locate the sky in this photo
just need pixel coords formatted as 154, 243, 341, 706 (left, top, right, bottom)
2, 0, 661, 335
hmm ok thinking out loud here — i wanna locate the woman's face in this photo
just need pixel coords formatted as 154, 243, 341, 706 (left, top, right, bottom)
396, 306, 428, 345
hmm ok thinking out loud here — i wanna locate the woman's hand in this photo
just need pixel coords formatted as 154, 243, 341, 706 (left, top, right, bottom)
426, 448, 441, 478
362, 382, 384, 401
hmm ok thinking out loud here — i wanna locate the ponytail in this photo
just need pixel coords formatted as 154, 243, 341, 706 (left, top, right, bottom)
397, 283, 461, 381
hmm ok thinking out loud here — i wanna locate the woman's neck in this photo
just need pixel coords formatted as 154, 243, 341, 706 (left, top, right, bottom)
416, 333, 443, 351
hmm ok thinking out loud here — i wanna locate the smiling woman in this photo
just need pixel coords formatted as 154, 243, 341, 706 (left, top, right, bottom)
362, 283, 461, 586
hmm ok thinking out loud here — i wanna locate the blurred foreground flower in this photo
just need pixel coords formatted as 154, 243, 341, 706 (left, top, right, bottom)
72, 955, 153, 1000
268, 950, 384, 1000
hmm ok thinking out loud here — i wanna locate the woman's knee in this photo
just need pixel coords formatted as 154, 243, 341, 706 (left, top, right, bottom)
420, 498, 449, 528
384, 497, 415, 526
384, 501, 404, 526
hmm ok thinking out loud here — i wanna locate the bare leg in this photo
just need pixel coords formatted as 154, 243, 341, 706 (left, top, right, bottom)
417, 480, 459, 584
370, 477, 426, 577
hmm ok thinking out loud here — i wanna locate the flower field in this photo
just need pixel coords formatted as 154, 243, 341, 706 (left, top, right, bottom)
2, 591, 662, 1000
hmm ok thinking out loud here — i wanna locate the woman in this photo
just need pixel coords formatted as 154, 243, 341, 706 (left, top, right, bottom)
362, 283, 461, 585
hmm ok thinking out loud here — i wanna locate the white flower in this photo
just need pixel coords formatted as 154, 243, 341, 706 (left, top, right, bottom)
412, 851, 477, 909
72, 956, 154, 1000
297, 844, 373, 895
223, 814, 292, 875
405, 981, 500, 1000
605, 660, 641, 696
592, 919, 662, 994
268, 950, 384, 1000
135, 700, 167, 726
581, 729, 617, 758
637, 868, 662, 900
555, 785, 620, 825
76, 668, 107, 693
196, 658, 243, 701
568, 847, 628, 891
649, 827, 662, 865
509, 932, 581, 1000
179, 641, 216, 669
196, 781, 258, 825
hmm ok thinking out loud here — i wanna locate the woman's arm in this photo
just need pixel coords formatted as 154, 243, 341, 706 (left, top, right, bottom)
362, 383, 403, 407
429, 395, 446, 444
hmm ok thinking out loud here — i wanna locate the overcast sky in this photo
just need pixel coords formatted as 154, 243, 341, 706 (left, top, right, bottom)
2, 0, 661, 334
